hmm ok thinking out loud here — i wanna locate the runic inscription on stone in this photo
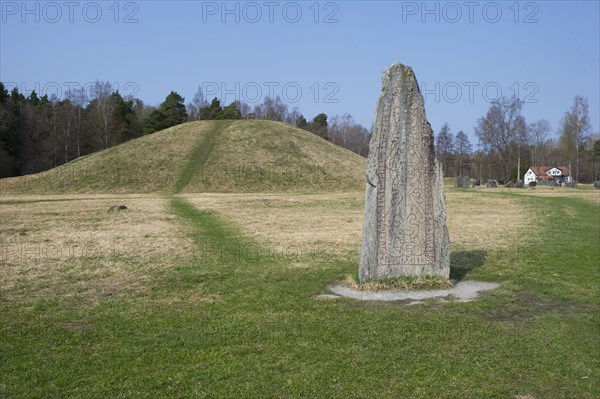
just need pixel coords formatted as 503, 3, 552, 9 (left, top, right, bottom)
359, 62, 450, 282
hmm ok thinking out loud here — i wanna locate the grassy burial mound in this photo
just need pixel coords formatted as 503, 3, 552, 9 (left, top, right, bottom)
0, 120, 366, 194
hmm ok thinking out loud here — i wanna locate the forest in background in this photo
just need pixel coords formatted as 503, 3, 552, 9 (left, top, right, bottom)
1, 81, 598, 183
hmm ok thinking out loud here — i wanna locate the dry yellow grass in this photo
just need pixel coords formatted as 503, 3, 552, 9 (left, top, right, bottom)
446, 190, 532, 251
0, 195, 194, 305
183, 189, 533, 260
2, 187, 594, 303
183, 192, 364, 257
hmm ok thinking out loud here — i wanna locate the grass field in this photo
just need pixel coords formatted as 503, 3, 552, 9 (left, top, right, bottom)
1, 120, 598, 397
1, 186, 598, 398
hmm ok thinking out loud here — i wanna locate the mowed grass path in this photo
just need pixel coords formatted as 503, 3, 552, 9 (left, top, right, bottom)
1, 190, 598, 398
172, 122, 228, 194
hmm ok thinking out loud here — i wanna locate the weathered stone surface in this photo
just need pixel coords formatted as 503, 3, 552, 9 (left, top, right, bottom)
505, 181, 514, 188
359, 63, 450, 282
486, 179, 498, 188
454, 175, 470, 188
515, 180, 524, 188
594, 181, 600, 190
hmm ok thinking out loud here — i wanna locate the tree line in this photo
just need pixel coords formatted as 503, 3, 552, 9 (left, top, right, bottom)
0, 82, 371, 178
436, 96, 600, 184
0, 81, 148, 177
1, 81, 598, 183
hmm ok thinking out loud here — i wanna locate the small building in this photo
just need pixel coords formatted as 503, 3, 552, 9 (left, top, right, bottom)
524, 166, 571, 186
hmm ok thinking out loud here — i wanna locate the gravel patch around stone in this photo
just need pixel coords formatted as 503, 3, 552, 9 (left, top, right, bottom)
314, 294, 342, 300
328, 280, 499, 303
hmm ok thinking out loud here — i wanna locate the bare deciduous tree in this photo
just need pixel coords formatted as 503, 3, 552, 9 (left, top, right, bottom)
58, 98, 75, 163
528, 119, 552, 167
285, 106, 303, 126
327, 113, 371, 156
187, 86, 208, 120
435, 123, 454, 176
260, 96, 288, 121
559, 96, 591, 182
474, 96, 527, 181
454, 130, 472, 176
70, 88, 88, 158
93, 81, 115, 149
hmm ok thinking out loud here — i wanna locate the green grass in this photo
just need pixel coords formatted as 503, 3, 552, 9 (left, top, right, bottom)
459, 191, 600, 302
173, 121, 229, 194
1, 192, 598, 398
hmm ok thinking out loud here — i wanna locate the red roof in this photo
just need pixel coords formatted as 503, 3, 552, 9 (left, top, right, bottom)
530, 166, 548, 176
555, 166, 570, 176
529, 166, 570, 178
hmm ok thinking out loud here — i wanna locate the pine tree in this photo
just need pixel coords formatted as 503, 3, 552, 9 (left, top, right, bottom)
310, 113, 328, 140
199, 98, 223, 121
217, 102, 241, 120
144, 91, 188, 134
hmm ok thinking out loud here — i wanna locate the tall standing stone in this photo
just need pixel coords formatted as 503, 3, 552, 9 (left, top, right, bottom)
359, 63, 450, 282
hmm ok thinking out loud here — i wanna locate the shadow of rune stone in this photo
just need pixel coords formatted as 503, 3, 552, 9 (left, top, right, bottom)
359, 62, 450, 282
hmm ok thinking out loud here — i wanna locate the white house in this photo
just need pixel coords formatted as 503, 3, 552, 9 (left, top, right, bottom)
524, 166, 571, 185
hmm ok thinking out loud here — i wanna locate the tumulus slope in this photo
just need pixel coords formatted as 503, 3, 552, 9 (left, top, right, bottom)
0, 120, 366, 194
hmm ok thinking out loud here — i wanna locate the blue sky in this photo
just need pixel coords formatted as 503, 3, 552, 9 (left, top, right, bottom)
1, 1, 599, 143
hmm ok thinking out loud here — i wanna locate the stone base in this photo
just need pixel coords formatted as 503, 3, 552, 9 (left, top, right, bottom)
329, 280, 500, 303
